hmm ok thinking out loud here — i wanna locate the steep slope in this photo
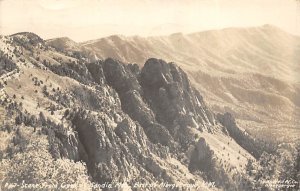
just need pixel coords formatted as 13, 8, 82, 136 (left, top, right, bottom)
0, 33, 266, 190
76, 25, 300, 143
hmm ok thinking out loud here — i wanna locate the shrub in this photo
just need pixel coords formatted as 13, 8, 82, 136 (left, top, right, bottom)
0, 136, 93, 190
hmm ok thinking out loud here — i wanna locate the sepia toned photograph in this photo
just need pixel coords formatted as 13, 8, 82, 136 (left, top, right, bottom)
0, 0, 299, 190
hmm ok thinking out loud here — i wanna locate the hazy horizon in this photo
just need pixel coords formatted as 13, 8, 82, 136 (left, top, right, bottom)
1, 0, 300, 42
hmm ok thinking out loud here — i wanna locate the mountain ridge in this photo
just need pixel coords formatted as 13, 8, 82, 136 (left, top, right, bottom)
73, 24, 298, 44
44, 24, 300, 143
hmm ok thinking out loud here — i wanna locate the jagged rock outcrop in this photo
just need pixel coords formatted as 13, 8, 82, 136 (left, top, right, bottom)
65, 108, 171, 187
86, 61, 106, 84
140, 58, 215, 130
217, 112, 277, 159
217, 112, 261, 158
100, 58, 175, 147
68, 57, 239, 188
96, 58, 218, 150
189, 137, 214, 173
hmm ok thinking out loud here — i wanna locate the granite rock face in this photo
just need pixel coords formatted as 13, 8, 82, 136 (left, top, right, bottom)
140, 58, 216, 130
66, 57, 223, 186
101, 58, 217, 147
102, 58, 175, 147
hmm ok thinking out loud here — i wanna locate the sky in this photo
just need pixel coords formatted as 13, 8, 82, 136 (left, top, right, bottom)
0, 0, 299, 42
